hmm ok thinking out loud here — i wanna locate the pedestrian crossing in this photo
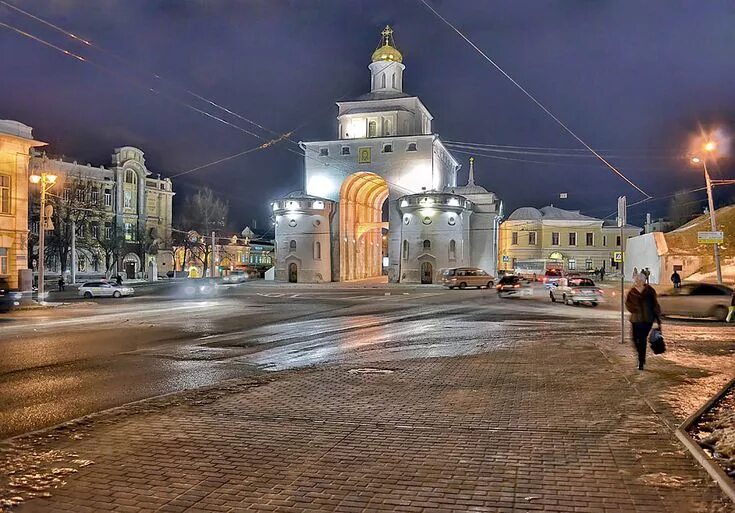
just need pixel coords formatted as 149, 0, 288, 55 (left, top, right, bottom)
254, 292, 445, 302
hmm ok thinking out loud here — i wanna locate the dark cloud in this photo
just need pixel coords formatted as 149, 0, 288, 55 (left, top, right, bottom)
1, 0, 734, 227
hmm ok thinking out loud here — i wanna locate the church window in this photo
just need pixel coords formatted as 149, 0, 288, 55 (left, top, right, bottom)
382, 144, 393, 153
341, 146, 350, 155
384, 118, 392, 136
368, 120, 377, 138
511, 232, 518, 245
314, 241, 321, 260
449, 240, 457, 260
422, 216, 432, 225
381, 73, 386, 88
448, 216, 456, 226
125, 169, 137, 184
423, 239, 431, 250
406, 142, 417, 152
289, 240, 297, 252
319, 148, 329, 157
402, 240, 409, 260
391, 73, 396, 89
124, 191, 132, 209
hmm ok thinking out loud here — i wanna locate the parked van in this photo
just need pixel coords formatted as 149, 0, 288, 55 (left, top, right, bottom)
441, 267, 495, 289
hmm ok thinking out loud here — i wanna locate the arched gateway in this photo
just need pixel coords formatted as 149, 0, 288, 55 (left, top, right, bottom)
272, 26, 502, 283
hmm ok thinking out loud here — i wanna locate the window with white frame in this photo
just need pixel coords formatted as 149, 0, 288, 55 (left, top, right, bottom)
63, 188, 71, 201
585, 232, 594, 246
104, 189, 112, 207
569, 232, 577, 246
368, 120, 377, 137
125, 169, 137, 184
91, 189, 99, 203
124, 222, 134, 241
104, 223, 112, 239
124, 191, 132, 209
568, 259, 576, 270
551, 232, 560, 246
91, 223, 99, 239
0, 248, 7, 274
0, 175, 10, 214
585, 259, 593, 270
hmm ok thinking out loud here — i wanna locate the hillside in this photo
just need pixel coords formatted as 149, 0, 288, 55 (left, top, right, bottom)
665, 204, 735, 279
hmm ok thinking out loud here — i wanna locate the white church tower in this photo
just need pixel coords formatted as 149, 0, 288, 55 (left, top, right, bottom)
274, 26, 501, 284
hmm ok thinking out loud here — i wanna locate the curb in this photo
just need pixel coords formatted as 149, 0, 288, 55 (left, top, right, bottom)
675, 376, 735, 504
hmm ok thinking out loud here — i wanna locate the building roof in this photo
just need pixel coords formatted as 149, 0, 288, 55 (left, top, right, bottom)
507, 207, 543, 221
538, 205, 598, 221
282, 191, 332, 201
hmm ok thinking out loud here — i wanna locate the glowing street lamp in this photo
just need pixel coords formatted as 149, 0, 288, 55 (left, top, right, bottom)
29, 168, 58, 302
691, 138, 722, 284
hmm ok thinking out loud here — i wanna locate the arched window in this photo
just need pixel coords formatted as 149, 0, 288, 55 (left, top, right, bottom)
423, 239, 431, 250
406, 142, 417, 152
402, 240, 409, 260
124, 169, 137, 184
381, 73, 386, 88
289, 240, 296, 252
449, 240, 457, 260
384, 118, 392, 136
391, 73, 396, 88
314, 241, 321, 260
368, 120, 377, 137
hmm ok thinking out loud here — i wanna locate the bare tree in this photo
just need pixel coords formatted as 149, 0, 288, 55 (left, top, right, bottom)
179, 188, 228, 277
667, 190, 702, 229
92, 220, 127, 276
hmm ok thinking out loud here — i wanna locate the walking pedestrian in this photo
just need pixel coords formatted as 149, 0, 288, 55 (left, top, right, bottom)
116, 274, 123, 286
643, 267, 651, 284
632, 267, 639, 283
727, 286, 735, 323
670, 269, 682, 289
57, 276, 65, 292
625, 274, 661, 370
600, 266, 605, 282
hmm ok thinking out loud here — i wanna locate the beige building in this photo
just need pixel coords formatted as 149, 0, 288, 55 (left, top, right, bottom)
499, 205, 641, 275
29, 146, 175, 279
0, 121, 45, 289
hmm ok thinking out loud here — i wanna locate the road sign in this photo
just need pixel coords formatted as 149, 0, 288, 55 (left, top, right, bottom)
613, 251, 623, 263
559, 192, 568, 199
502, 255, 510, 263
698, 231, 724, 244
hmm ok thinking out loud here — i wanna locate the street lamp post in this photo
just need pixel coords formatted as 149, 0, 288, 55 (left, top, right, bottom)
692, 139, 723, 284
29, 170, 58, 302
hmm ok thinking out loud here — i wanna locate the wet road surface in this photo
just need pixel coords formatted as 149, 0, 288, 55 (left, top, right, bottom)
0, 281, 728, 439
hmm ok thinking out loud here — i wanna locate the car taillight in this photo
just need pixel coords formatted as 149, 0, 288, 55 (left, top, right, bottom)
598, 289, 604, 295
572, 288, 580, 294
513, 284, 521, 288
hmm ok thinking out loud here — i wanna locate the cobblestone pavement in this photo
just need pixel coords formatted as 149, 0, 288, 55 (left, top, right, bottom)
1, 323, 731, 512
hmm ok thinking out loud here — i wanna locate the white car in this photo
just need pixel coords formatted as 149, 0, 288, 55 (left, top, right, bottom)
223, 270, 248, 284
550, 277, 603, 306
78, 281, 134, 299
658, 283, 733, 321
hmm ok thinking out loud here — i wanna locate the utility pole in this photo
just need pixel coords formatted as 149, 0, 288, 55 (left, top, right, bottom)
618, 196, 627, 345
702, 159, 723, 284
211, 230, 216, 278
71, 220, 76, 285
30, 166, 57, 302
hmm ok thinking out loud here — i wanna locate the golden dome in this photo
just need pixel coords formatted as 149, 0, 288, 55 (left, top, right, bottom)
371, 25, 403, 63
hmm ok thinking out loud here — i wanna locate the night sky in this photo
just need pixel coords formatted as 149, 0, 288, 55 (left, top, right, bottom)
1, 0, 734, 230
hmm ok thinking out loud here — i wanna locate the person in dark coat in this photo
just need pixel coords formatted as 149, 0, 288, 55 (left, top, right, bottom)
116, 274, 123, 286
625, 274, 661, 370
599, 266, 605, 282
670, 270, 682, 288
58, 276, 65, 292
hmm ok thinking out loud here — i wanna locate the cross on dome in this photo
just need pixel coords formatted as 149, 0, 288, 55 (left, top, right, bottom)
371, 25, 403, 63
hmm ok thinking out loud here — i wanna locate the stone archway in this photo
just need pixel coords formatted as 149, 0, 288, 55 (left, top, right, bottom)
339, 172, 389, 281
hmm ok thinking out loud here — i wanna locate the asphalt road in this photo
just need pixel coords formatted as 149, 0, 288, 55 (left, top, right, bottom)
0, 279, 719, 439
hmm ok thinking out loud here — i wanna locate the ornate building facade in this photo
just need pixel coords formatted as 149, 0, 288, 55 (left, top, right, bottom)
272, 27, 502, 283
29, 146, 175, 280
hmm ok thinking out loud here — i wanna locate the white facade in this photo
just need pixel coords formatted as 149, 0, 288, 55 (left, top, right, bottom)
273, 26, 502, 283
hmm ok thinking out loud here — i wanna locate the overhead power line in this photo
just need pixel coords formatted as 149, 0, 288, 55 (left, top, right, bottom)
418, 0, 651, 198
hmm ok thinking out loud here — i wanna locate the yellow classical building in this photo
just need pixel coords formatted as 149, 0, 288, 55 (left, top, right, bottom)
498, 205, 641, 275
0, 121, 45, 289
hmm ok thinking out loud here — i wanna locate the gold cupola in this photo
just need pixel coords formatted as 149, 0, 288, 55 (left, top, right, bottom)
371, 25, 403, 63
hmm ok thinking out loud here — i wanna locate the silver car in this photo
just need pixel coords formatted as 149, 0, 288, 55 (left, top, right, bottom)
78, 281, 134, 299
658, 283, 733, 321
550, 277, 603, 306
